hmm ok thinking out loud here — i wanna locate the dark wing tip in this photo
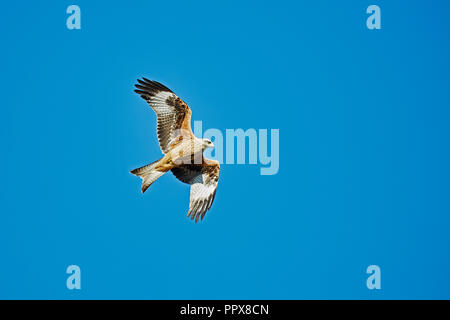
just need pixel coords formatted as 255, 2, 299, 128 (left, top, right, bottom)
135, 77, 173, 94
133, 89, 150, 101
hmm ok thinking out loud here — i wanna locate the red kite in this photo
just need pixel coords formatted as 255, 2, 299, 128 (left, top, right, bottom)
131, 78, 220, 223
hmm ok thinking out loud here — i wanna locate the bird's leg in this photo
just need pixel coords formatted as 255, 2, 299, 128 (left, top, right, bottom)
155, 156, 175, 172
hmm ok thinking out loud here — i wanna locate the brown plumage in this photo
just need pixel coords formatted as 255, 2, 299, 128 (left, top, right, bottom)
131, 78, 220, 222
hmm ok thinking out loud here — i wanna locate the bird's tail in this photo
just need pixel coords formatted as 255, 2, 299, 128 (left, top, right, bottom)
130, 158, 166, 193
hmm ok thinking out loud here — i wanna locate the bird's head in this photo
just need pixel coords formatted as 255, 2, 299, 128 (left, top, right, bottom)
202, 138, 214, 149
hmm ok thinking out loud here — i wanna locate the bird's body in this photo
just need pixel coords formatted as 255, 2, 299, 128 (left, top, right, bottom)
130, 78, 220, 222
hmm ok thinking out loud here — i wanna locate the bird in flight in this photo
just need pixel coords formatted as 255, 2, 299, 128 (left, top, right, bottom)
130, 78, 220, 223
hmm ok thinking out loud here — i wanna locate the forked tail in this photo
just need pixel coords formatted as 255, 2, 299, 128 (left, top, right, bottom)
130, 159, 166, 193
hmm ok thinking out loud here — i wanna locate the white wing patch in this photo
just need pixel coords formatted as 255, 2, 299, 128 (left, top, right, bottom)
147, 91, 179, 153
187, 171, 218, 223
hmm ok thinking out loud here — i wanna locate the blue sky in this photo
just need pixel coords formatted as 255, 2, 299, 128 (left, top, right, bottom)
1, 1, 450, 299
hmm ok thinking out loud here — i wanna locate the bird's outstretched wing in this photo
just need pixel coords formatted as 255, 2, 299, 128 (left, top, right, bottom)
171, 158, 220, 223
134, 78, 193, 153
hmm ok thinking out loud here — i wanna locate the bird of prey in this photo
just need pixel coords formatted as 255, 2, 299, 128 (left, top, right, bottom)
130, 78, 220, 223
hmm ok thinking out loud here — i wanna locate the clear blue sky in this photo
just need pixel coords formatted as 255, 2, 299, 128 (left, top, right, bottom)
1, 1, 450, 299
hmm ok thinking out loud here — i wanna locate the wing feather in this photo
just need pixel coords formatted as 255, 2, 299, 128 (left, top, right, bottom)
171, 159, 220, 222
134, 78, 193, 153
